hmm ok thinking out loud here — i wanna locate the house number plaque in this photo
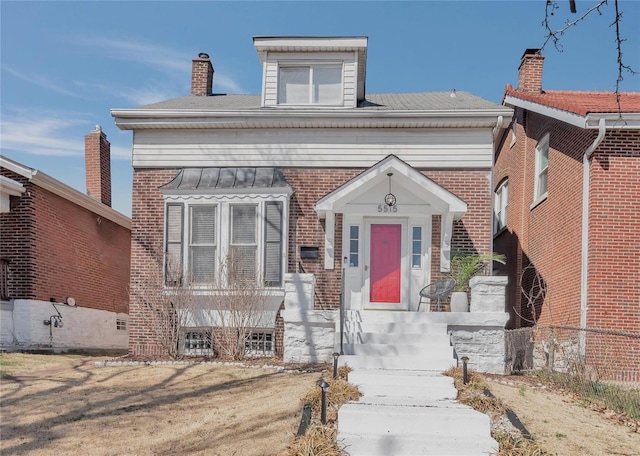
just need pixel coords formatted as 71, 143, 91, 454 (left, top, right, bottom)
377, 204, 398, 213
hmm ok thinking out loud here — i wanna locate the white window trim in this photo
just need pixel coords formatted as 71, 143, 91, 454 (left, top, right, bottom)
533, 134, 549, 205
163, 193, 289, 290
494, 179, 508, 235
277, 62, 344, 106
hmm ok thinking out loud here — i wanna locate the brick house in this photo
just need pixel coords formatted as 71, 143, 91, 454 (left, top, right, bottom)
0, 127, 131, 352
112, 36, 512, 359
494, 49, 640, 380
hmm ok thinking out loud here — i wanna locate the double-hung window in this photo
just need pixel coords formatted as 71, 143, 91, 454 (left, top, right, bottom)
534, 134, 549, 200
229, 205, 258, 283
278, 65, 342, 105
494, 180, 508, 233
164, 198, 285, 288
189, 205, 217, 284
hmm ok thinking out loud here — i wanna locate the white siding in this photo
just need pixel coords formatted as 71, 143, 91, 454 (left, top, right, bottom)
132, 128, 494, 169
343, 60, 357, 107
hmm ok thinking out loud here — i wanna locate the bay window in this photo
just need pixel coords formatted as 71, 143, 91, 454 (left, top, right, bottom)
164, 198, 286, 288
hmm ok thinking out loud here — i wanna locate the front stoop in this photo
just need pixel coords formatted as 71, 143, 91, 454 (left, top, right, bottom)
336, 311, 498, 456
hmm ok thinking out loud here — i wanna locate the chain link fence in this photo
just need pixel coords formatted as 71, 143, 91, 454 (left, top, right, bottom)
506, 325, 640, 419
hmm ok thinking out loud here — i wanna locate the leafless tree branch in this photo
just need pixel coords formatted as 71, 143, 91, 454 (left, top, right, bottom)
541, 0, 637, 115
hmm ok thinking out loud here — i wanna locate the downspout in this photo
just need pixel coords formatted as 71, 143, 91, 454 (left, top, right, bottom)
490, 115, 505, 275
580, 117, 606, 355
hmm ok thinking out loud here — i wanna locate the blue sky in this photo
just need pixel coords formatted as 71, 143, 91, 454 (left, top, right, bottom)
2, 0, 639, 217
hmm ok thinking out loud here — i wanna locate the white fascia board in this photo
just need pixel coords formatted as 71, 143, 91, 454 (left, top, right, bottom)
111, 108, 514, 130
585, 113, 640, 129
2, 155, 130, 228
0, 175, 25, 196
1, 155, 34, 179
505, 95, 640, 130
30, 171, 131, 229
504, 95, 586, 129
253, 37, 368, 65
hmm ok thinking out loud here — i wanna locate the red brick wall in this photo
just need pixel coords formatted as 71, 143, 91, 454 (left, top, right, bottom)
494, 110, 596, 328
587, 130, 640, 332
128, 169, 175, 356
495, 109, 640, 372
0, 169, 130, 313
129, 166, 493, 355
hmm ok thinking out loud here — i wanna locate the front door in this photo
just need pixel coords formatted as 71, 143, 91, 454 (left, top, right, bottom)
369, 223, 402, 305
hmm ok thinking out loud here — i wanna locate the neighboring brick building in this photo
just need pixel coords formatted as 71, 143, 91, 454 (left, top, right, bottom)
494, 49, 640, 380
112, 36, 512, 358
0, 127, 131, 351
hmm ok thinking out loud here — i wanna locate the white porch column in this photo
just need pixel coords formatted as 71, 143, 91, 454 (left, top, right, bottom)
440, 212, 454, 272
324, 210, 335, 270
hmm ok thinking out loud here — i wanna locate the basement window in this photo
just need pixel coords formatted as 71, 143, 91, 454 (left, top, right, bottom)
245, 331, 274, 357
116, 319, 127, 331
183, 330, 213, 356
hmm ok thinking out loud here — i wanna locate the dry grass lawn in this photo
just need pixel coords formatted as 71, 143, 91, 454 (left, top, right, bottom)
0, 353, 320, 456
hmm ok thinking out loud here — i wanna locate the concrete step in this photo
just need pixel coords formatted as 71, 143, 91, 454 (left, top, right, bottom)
345, 310, 449, 325
345, 342, 452, 357
339, 331, 450, 346
338, 403, 492, 437
339, 354, 455, 372
338, 433, 499, 456
348, 370, 458, 401
343, 321, 449, 335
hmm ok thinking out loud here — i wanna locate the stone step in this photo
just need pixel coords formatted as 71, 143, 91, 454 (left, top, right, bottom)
338, 433, 499, 456
339, 354, 455, 372
338, 402, 493, 437
338, 331, 451, 346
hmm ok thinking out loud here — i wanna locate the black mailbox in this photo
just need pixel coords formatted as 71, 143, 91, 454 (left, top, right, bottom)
300, 246, 319, 259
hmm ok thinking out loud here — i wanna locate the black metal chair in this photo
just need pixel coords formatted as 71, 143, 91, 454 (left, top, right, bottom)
417, 279, 456, 312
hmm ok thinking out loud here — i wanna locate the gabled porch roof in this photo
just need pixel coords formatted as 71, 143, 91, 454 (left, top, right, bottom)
315, 154, 467, 219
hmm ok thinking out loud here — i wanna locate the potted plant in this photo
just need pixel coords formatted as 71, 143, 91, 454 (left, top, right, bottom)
448, 253, 506, 312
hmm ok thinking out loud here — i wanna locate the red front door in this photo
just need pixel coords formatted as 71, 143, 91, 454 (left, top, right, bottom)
370, 224, 401, 303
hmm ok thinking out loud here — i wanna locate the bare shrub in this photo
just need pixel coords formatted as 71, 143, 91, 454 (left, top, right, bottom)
130, 252, 197, 359
205, 251, 275, 360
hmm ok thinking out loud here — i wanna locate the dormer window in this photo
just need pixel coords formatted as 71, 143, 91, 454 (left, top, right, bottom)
278, 64, 342, 106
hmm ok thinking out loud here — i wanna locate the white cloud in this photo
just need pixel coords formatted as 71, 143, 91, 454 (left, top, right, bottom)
0, 109, 130, 159
76, 37, 191, 79
4, 66, 82, 98
73, 79, 180, 106
75, 36, 246, 94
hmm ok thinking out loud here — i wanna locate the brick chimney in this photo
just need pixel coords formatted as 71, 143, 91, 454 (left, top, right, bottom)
84, 125, 112, 207
517, 48, 545, 93
191, 52, 214, 96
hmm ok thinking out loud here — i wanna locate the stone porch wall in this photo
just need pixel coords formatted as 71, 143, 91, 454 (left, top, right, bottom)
281, 273, 509, 372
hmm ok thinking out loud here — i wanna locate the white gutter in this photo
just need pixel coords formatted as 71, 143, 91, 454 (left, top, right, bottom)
580, 117, 606, 353
1, 156, 131, 229
490, 115, 506, 273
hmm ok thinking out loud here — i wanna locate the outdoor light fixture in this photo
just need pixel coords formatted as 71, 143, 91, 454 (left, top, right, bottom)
384, 172, 396, 207
332, 352, 340, 379
317, 379, 330, 424
461, 356, 470, 385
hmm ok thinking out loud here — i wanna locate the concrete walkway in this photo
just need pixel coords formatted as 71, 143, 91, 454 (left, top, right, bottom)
337, 311, 498, 456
